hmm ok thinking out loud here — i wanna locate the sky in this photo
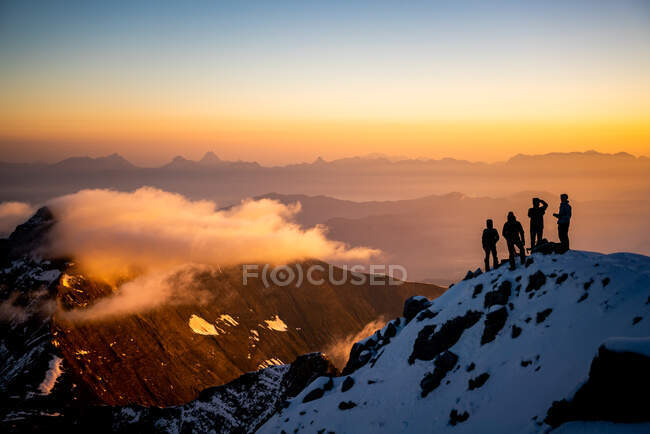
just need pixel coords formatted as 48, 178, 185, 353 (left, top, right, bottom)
1, 0, 649, 165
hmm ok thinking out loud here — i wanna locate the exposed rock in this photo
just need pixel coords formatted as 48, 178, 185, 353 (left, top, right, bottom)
556, 273, 568, 285
536, 308, 553, 324
449, 409, 470, 425
409, 311, 482, 364
403, 296, 432, 323
343, 318, 403, 375
4, 207, 55, 261
532, 241, 564, 255
384, 322, 397, 338
481, 307, 508, 345
466, 363, 475, 372
468, 372, 490, 390
577, 293, 588, 303
472, 284, 483, 298
545, 345, 650, 427
303, 387, 325, 403
323, 377, 334, 392
602, 277, 611, 287
420, 351, 458, 397
526, 271, 546, 293
632, 316, 642, 325
484, 280, 511, 309
511, 325, 522, 338
338, 401, 356, 410
283, 354, 338, 398
341, 376, 354, 392
416, 309, 438, 322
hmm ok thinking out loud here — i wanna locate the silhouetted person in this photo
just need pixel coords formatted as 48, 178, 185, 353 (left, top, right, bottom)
528, 197, 548, 249
553, 193, 572, 253
502, 211, 525, 270
482, 219, 499, 271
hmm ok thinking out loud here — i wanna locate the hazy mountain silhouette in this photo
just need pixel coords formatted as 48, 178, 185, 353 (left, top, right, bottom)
1, 151, 648, 204
51, 153, 135, 171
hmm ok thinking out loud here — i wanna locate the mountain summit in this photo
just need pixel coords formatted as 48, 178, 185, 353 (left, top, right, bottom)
199, 151, 222, 166
259, 251, 650, 433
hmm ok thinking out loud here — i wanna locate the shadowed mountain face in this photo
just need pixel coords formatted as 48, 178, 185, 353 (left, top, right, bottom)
0, 210, 444, 408
52, 262, 441, 406
1, 151, 648, 204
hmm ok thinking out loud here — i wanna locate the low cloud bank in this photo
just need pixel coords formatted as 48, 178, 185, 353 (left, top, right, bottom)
45, 187, 379, 320
324, 318, 386, 370
0, 201, 35, 237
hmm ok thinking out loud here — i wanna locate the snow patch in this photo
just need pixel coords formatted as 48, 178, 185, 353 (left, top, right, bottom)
264, 315, 288, 332
258, 358, 284, 369
218, 314, 239, 326
188, 314, 220, 336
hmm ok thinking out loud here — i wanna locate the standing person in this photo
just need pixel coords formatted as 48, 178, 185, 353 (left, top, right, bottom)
482, 219, 500, 271
553, 193, 572, 253
528, 197, 548, 250
502, 211, 526, 270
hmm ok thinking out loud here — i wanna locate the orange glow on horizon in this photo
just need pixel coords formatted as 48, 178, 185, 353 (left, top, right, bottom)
1, 110, 649, 165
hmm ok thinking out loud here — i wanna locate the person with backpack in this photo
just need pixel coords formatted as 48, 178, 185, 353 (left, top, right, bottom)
482, 219, 500, 271
502, 211, 526, 270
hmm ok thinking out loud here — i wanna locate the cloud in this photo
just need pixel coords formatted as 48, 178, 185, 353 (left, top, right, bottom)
45, 187, 379, 320
59, 265, 217, 321
0, 201, 35, 237
324, 318, 386, 370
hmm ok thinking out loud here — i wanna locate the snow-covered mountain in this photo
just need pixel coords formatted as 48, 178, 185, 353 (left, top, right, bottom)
259, 251, 650, 433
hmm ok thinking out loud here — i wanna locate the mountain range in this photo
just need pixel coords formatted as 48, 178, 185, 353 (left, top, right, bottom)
1, 151, 648, 205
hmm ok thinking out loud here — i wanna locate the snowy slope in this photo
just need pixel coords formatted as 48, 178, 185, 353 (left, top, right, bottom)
110, 353, 336, 433
258, 251, 650, 433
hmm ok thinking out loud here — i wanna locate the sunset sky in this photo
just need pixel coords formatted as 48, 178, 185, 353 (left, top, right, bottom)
1, 0, 649, 165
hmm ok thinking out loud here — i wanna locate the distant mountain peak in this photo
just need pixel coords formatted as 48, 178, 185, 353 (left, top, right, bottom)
53, 153, 134, 170
199, 151, 222, 165
507, 150, 638, 163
